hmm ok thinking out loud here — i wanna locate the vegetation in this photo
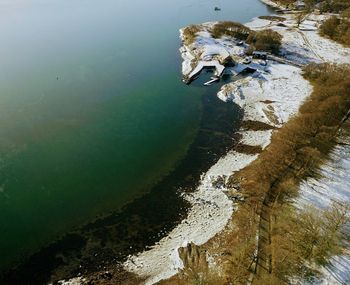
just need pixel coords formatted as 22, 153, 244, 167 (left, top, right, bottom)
246, 29, 282, 54
182, 25, 201, 45
229, 63, 350, 283
266, 202, 350, 283
211, 22, 282, 54
267, 0, 350, 12
306, 0, 350, 46
270, 0, 296, 7
235, 144, 263, 155
164, 63, 350, 285
301, 0, 350, 46
318, 0, 350, 13
240, 120, 276, 131
320, 16, 350, 46
211, 21, 251, 40
258, 15, 286, 22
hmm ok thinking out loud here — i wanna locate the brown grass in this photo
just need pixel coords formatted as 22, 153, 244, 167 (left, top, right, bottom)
160, 63, 350, 285
235, 144, 263, 155
240, 120, 277, 131
320, 16, 350, 46
210, 22, 282, 54
246, 29, 282, 55
258, 16, 286, 22
182, 25, 201, 45
226, 63, 350, 282
260, 100, 276, 104
211, 21, 251, 40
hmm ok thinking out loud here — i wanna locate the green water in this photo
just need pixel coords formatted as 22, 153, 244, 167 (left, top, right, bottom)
0, 0, 272, 269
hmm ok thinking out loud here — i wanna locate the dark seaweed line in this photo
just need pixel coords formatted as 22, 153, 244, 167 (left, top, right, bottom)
0, 88, 242, 285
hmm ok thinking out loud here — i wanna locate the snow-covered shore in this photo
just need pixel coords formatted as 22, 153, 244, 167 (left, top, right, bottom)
123, 14, 324, 285
123, 64, 310, 283
259, 0, 285, 9
62, 7, 350, 285
124, 157, 245, 285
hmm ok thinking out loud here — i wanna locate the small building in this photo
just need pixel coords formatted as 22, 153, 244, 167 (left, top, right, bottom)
252, 51, 268, 60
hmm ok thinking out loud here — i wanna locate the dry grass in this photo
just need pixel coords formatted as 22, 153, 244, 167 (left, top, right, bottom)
240, 120, 277, 131
210, 22, 282, 54
182, 25, 201, 45
258, 16, 286, 22
263, 105, 280, 125
260, 100, 276, 104
160, 63, 350, 285
320, 16, 350, 46
235, 144, 263, 155
246, 29, 282, 55
227, 63, 350, 282
211, 21, 251, 40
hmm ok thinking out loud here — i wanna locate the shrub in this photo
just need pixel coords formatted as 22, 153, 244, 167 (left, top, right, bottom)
320, 16, 341, 38
320, 0, 350, 13
226, 63, 350, 281
211, 22, 282, 54
320, 16, 350, 46
182, 25, 201, 45
246, 29, 282, 54
258, 15, 286, 22
211, 21, 251, 40
341, 7, 350, 17
297, 0, 350, 12
272, 0, 296, 7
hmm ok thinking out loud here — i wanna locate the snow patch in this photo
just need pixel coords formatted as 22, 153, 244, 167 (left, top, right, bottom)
297, 143, 350, 285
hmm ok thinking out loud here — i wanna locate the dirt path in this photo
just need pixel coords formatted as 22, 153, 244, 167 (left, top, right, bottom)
297, 30, 326, 62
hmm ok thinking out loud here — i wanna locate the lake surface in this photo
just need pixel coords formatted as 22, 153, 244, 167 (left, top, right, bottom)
0, 0, 272, 275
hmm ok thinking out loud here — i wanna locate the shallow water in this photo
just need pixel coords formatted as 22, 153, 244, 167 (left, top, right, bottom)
0, 0, 272, 275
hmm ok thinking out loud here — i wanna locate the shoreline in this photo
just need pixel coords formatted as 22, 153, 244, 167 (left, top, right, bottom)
259, 0, 285, 9
60, 4, 350, 285
122, 15, 313, 285
1, 78, 241, 285
122, 9, 350, 285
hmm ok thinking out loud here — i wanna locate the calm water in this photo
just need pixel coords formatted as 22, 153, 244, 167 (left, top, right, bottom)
0, 0, 271, 271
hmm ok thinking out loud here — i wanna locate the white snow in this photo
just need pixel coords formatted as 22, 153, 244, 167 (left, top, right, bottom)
124, 161, 236, 285
223, 63, 311, 125
123, 13, 325, 285
123, 15, 316, 285
239, 130, 274, 149
297, 141, 350, 285
246, 13, 350, 65
188, 60, 225, 79
63, 9, 350, 285
179, 22, 245, 80
259, 0, 285, 9
247, 13, 350, 284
